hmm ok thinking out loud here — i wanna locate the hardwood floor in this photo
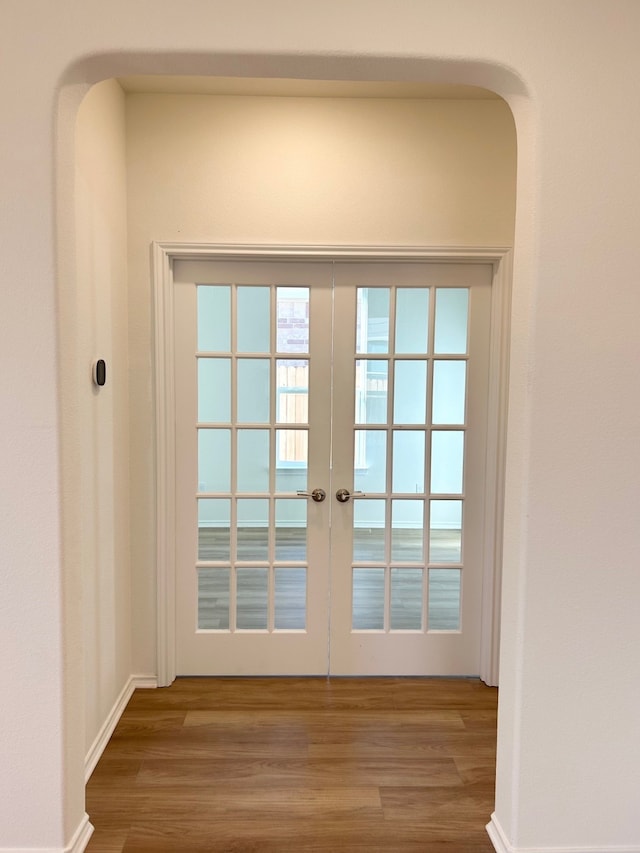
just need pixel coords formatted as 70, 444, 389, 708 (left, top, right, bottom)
86, 678, 497, 852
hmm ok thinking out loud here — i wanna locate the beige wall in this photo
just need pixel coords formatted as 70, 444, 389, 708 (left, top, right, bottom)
72, 80, 132, 755
125, 92, 517, 672
3, 3, 640, 851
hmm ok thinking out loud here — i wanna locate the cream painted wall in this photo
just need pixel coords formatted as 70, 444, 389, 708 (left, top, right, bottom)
73, 81, 132, 758
126, 93, 517, 674
1, 2, 640, 852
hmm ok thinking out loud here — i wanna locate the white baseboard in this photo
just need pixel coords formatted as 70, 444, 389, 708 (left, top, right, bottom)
67, 814, 93, 853
0, 813, 94, 853
84, 673, 157, 782
487, 814, 640, 853
487, 816, 510, 853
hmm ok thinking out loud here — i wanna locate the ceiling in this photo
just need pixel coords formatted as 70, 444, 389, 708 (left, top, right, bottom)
119, 75, 500, 100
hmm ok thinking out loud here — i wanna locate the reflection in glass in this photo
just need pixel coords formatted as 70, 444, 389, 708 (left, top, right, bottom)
198, 499, 230, 560
355, 360, 388, 424
431, 431, 464, 494
276, 430, 308, 493
353, 499, 386, 562
395, 288, 429, 353
236, 568, 269, 630
274, 568, 306, 629
429, 500, 462, 563
198, 286, 230, 352
428, 569, 461, 630
277, 287, 309, 354
198, 568, 230, 630
434, 289, 469, 354
237, 498, 269, 561
275, 499, 307, 561
237, 429, 270, 492
198, 358, 231, 423
237, 286, 270, 352
391, 500, 424, 562
237, 359, 270, 423
276, 359, 308, 424
392, 431, 425, 493
432, 361, 466, 425
354, 430, 387, 493
198, 429, 231, 493
390, 569, 423, 630
352, 568, 385, 630
356, 288, 390, 353
393, 361, 427, 424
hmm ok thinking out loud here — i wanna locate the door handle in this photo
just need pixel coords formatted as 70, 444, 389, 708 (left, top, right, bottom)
335, 488, 365, 503
296, 488, 326, 503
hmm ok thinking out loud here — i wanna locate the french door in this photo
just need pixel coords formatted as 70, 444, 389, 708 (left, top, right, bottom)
173, 258, 492, 675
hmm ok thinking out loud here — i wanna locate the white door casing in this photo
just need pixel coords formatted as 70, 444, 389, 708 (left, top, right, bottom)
153, 243, 511, 686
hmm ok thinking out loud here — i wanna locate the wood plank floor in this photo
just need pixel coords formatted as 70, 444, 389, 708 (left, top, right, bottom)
86, 678, 497, 852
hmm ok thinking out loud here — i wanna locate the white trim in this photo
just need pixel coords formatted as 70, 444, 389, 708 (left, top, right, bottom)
154, 241, 510, 262
479, 248, 512, 686
0, 814, 94, 853
153, 242, 511, 687
66, 815, 93, 853
486, 815, 640, 853
153, 240, 177, 687
488, 816, 513, 853
84, 674, 157, 782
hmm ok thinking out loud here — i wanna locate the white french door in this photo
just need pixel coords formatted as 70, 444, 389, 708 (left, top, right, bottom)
172, 258, 492, 676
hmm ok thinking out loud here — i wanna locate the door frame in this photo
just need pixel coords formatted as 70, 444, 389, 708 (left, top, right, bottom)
152, 242, 512, 688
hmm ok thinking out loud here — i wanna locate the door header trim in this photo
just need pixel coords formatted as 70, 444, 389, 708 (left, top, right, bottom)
155, 241, 511, 263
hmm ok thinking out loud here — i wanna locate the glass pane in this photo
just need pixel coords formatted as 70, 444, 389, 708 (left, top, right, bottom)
355, 360, 388, 424
198, 429, 231, 492
198, 499, 230, 560
428, 569, 461, 630
393, 361, 427, 424
432, 361, 466, 425
277, 287, 309, 353
198, 568, 230, 630
237, 286, 270, 352
352, 568, 385, 630
276, 430, 308, 492
431, 431, 464, 494
354, 430, 387, 493
392, 431, 425, 493
198, 286, 230, 352
276, 359, 308, 424
237, 429, 269, 492
274, 568, 306, 629
275, 499, 307, 561
198, 358, 230, 423
237, 359, 270, 423
395, 288, 429, 354
434, 288, 469, 354
391, 500, 424, 563
237, 498, 269, 561
236, 568, 268, 629
390, 569, 423, 630
353, 499, 386, 562
356, 288, 390, 353
430, 500, 462, 563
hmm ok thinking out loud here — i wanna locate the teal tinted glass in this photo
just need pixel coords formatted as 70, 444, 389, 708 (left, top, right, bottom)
237, 286, 270, 352
395, 288, 429, 354
198, 358, 231, 423
198, 286, 230, 352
